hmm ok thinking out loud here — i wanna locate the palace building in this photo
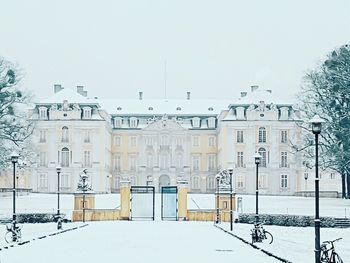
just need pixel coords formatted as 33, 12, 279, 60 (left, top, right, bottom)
28, 84, 341, 195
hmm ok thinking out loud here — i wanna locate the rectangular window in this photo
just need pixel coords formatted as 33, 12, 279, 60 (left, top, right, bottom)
208, 155, 216, 171
281, 152, 288, 167
130, 117, 138, 128
281, 130, 288, 143
83, 108, 92, 119
60, 173, 70, 188
39, 108, 47, 119
192, 156, 200, 171
237, 152, 244, 168
236, 175, 244, 188
39, 152, 47, 167
207, 177, 215, 189
280, 174, 288, 188
191, 177, 200, 189
114, 155, 121, 171
130, 136, 137, 147
83, 151, 91, 167
39, 173, 48, 188
115, 136, 122, 146
114, 117, 122, 128
84, 130, 91, 143
258, 174, 267, 189
39, 130, 46, 143
237, 130, 244, 143
208, 136, 216, 147
192, 136, 200, 147
129, 155, 136, 171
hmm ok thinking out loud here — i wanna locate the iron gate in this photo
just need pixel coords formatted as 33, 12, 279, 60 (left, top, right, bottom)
130, 186, 155, 220
161, 186, 178, 220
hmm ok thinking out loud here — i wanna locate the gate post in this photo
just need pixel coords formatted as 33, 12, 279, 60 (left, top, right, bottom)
177, 180, 188, 221
120, 180, 131, 220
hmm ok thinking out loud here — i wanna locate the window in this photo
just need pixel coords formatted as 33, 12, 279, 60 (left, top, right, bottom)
258, 148, 267, 167
129, 155, 136, 171
192, 117, 200, 128
39, 173, 48, 188
39, 130, 46, 143
61, 147, 70, 167
60, 173, 70, 188
237, 130, 244, 143
114, 176, 121, 189
258, 127, 266, 143
130, 117, 138, 128
207, 176, 215, 190
280, 174, 288, 188
236, 175, 245, 188
130, 176, 137, 185
160, 154, 169, 169
281, 130, 288, 143
208, 136, 215, 147
39, 107, 47, 119
191, 177, 200, 189
145, 137, 153, 146
114, 155, 121, 171
176, 153, 183, 168
84, 130, 91, 143
192, 156, 200, 171
161, 135, 168, 145
114, 117, 122, 128
83, 107, 92, 119
62, 127, 69, 142
208, 155, 216, 171
237, 152, 244, 168
147, 153, 153, 168
130, 136, 137, 147
281, 151, 288, 168
114, 136, 122, 146
330, 173, 335, 179
175, 137, 183, 146
258, 174, 267, 189
39, 152, 47, 167
192, 136, 200, 147
84, 151, 91, 167
208, 117, 216, 128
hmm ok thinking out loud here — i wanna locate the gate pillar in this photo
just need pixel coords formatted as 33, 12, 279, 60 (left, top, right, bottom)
120, 180, 131, 220
177, 180, 188, 221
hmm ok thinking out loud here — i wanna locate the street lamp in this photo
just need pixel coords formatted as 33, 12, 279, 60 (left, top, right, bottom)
253, 152, 262, 227
309, 114, 324, 263
215, 173, 220, 224
11, 151, 19, 242
228, 167, 234, 231
304, 172, 309, 193
56, 166, 62, 216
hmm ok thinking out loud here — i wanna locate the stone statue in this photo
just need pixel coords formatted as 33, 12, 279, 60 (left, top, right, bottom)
73, 103, 80, 111
51, 104, 58, 111
77, 169, 93, 191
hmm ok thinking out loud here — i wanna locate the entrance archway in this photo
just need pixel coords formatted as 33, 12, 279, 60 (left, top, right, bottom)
159, 174, 170, 189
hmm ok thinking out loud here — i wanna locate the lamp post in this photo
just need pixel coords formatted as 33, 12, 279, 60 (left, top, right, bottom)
11, 152, 19, 242
56, 166, 61, 217
310, 114, 324, 263
228, 167, 234, 231
81, 169, 88, 223
215, 174, 220, 224
253, 153, 262, 227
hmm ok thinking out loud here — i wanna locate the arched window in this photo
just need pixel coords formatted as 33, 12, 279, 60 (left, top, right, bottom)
176, 153, 183, 168
62, 127, 69, 142
61, 147, 70, 167
258, 127, 266, 143
258, 147, 267, 167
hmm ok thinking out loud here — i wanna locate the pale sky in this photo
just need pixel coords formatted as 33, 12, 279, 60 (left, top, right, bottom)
1, 0, 349, 101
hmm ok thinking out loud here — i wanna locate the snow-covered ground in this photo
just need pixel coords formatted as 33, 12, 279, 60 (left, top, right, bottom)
0, 221, 280, 263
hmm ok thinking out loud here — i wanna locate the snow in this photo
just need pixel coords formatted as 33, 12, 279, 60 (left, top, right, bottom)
38, 88, 98, 105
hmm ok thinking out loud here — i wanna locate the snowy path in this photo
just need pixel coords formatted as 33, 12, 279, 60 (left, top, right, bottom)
0, 221, 280, 263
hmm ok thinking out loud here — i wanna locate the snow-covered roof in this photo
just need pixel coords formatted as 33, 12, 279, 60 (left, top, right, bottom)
234, 88, 294, 106
98, 99, 232, 115
37, 88, 98, 105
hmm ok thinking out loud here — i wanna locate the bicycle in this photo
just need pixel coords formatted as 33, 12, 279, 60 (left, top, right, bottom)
4, 223, 22, 243
251, 223, 273, 244
320, 238, 343, 263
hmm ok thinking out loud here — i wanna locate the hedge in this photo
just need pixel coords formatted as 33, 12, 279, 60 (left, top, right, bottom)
238, 213, 336, 228
16, 213, 70, 224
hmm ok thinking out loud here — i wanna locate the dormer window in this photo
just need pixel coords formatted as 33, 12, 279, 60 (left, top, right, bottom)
176, 107, 181, 111
130, 117, 138, 128
208, 117, 216, 128
114, 117, 122, 128
117, 107, 122, 111
83, 107, 92, 119
208, 107, 214, 111
39, 107, 47, 119
192, 117, 200, 128
236, 107, 245, 120
280, 107, 289, 120
148, 107, 153, 111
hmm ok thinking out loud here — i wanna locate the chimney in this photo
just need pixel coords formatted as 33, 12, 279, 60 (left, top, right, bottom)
251, 85, 259, 92
240, 91, 247, 98
139, 91, 143, 100
266, 89, 272, 94
187, 91, 191, 100
77, 85, 84, 95
54, 84, 63, 93
82, 91, 87, 97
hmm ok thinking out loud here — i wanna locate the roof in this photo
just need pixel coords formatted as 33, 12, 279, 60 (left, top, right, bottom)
234, 89, 294, 106
37, 88, 98, 105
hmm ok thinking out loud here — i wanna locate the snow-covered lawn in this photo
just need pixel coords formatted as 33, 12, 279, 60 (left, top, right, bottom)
0, 221, 281, 263
219, 222, 350, 263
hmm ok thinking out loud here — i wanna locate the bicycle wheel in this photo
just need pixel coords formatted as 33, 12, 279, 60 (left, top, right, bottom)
5, 231, 13, 243
264, 230, 273, 244
16, 230, 22, 242
332, 252, 343, 263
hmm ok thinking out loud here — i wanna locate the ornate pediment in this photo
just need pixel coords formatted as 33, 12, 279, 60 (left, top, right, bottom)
143, 116, 185, 131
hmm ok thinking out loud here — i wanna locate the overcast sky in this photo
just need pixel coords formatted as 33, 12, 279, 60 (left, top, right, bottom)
1, 0, 349, 101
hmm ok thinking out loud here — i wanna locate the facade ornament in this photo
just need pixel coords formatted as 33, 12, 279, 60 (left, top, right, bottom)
216, 169, 231, 188
247, 104, 255, 111
73, 103, 80, 111
63, 100, 69, 111
51, 104, 58, 111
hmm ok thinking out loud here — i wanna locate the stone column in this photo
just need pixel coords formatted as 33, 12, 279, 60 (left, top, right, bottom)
120, 180, 131, 220
217, 187, 236, 222
177, 180, 188, 221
